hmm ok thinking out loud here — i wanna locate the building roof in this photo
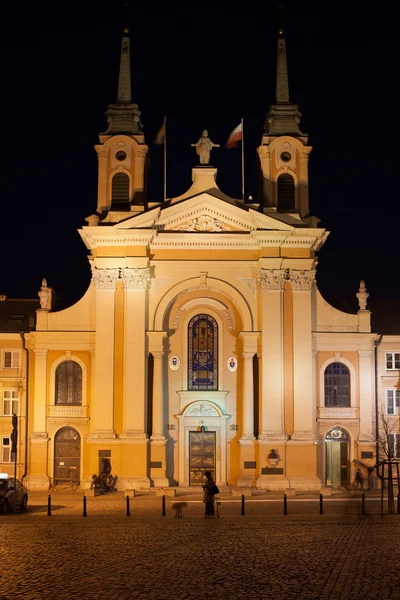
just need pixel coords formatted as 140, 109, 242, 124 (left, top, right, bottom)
0, 297, 39, 332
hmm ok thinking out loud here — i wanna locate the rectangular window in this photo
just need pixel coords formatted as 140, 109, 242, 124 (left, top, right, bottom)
386, 434, 400, 459
386, 352, 400, 370
1, 437, 14, 463
386, 389, 400, 415
2, 390, 19, 416
2, 351, 20, 369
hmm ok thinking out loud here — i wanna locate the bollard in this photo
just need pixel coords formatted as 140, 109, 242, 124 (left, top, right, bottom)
241, 494, 245, 516
361, 492, 365, 516
83, 495, 87, 517
319, 493, 323, 515
162, 494, 166, 516
284, 493, 288, 515
126, 495, 130, 517
47, 494, 51, 517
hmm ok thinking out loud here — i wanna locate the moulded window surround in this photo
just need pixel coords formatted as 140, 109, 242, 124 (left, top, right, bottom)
2, 390, 19, 416
188, 314, 218, 391
2, 351, 20, 369
319, 357, 357, 409
386, 389, 400, 415
386, 352, 400, 370
49, 355, 88, 409
1, 437, 13, 463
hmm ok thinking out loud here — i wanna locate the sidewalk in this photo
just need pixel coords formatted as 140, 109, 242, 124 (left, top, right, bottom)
15, 486, 395, 520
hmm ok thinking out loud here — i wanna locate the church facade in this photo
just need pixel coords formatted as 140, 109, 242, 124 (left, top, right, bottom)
0, 31, 389, 491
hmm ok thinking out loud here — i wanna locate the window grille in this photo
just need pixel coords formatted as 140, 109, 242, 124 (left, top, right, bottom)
277, 173, 295, 211
111, 172, 130, 210
55, 361, 82, 405
324, 362, 350, 407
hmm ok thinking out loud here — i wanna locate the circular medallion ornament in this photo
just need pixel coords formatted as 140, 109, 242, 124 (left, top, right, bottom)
169, 356, 180, 371
227, 356, 238, 372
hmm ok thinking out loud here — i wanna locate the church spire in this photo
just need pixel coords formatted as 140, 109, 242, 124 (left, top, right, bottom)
264, 30, 306, 140
117, 28, 132, 102
276, 29, 290, 104
103, 27, 142, 136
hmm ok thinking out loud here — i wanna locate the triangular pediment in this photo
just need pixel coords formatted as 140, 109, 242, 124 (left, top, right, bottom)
115, 192, 294, 233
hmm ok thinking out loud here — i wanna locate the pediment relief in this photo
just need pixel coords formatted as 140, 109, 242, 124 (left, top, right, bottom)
171, 214, 233, 232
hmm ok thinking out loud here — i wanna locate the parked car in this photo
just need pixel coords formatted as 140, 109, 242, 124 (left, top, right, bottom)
0, 474, 28, 514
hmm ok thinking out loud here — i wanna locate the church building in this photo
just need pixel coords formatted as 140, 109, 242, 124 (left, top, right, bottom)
0, 30, 384, 491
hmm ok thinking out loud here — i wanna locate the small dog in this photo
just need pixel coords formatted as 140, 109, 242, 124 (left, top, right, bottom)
172, 501, 187, 518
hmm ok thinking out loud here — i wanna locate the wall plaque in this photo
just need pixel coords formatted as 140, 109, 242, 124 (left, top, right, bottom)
361, 451, 373, 459
244, 461, 256, 469
261, 467, 284, 475
150, 461, 162, 469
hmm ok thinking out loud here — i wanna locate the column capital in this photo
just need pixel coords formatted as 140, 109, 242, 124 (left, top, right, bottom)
91, 267, 119, 289
33, 348, 48, 357
238, 331, 259, 354
257, 268, 287, 291
358, 350, 373, 358
147, 331, 168, 355
123, 267, 151, 290
289, 269, 316, 291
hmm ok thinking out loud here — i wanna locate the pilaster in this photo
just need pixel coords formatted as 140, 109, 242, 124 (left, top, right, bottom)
237, 331, 258, 487
257, 269, 287, 442
358, 350, 374, 442
120, 267, 151, 440
289, 269, 316, 442
87, 267, 119, 440
148, 331, 169, 487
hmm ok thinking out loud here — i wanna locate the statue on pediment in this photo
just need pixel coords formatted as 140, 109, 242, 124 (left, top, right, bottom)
191, 130, 220, 164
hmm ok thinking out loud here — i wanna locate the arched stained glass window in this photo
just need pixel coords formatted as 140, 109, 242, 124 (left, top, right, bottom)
55, 360, 82, 405
277, 173, 295, 211
188, 314, 218, 390
324, 362, 350, 407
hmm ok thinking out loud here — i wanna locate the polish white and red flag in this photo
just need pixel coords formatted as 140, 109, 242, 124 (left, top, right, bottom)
225, 122, 243, 148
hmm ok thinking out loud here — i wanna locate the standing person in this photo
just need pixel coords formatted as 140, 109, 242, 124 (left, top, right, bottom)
203, 471, 216, 518
354, 468, 364, 489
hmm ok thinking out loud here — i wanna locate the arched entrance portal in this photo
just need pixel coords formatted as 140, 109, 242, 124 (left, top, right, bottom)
54, 427, 81, 485
325, 428, 349, 486
176, 400, 230, 486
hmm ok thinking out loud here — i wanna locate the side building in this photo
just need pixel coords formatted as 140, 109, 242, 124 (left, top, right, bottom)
0, 30, 388, 491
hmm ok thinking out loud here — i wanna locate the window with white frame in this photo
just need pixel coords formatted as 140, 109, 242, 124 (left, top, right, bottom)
386, 389, 400, 415
2, 390, 19, 416
387, 433, 400, 459
1, 437, 13, 463
2, 351, 20, 369
386, 352, 400, 370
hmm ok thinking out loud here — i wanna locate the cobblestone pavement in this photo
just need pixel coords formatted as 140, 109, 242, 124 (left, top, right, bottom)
2, 492, 400, 599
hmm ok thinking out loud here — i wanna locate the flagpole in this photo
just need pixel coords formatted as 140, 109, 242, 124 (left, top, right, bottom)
164, 117, 167, 199
241, 118, 245, 201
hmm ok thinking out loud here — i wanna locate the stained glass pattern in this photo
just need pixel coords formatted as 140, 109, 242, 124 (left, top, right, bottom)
188, 314, 218, 390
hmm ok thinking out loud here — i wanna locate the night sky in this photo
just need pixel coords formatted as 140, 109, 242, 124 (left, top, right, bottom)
1, 5, 399, 331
